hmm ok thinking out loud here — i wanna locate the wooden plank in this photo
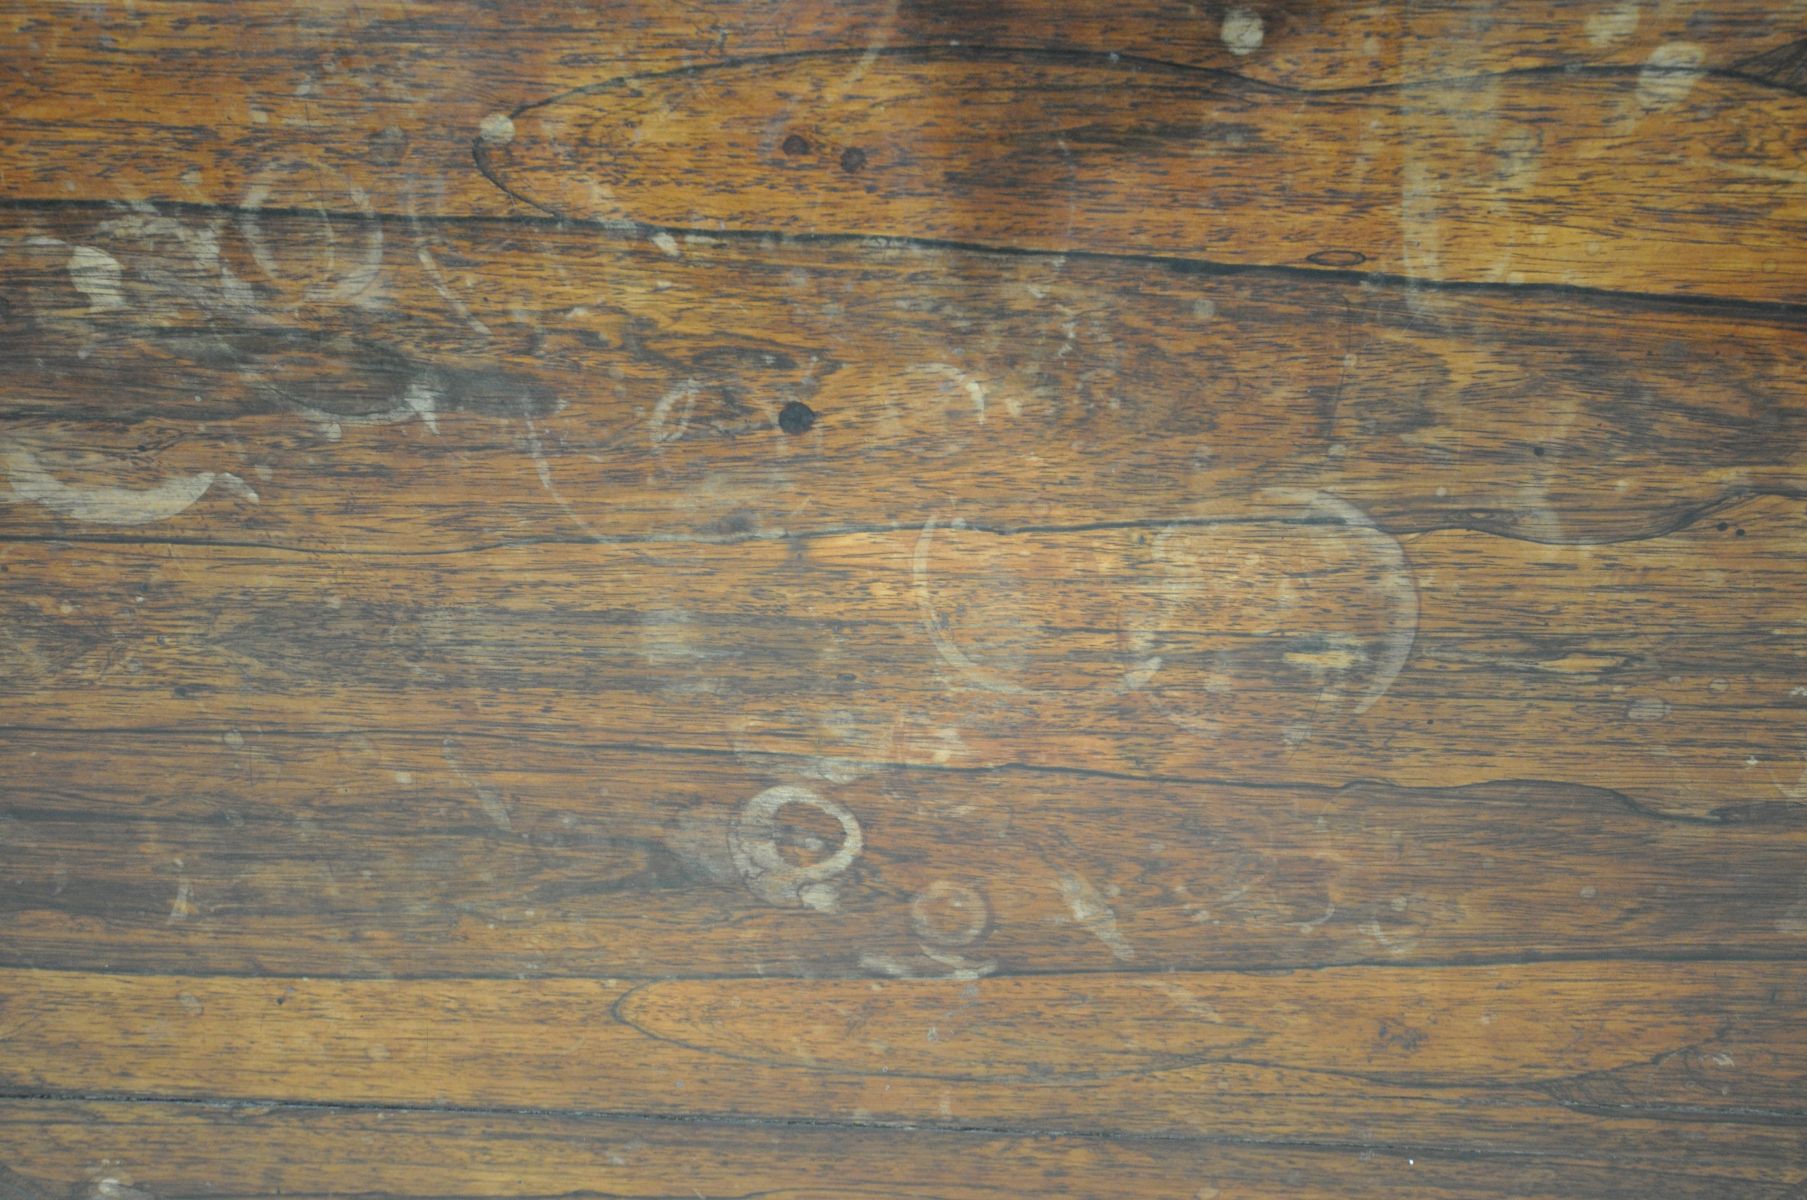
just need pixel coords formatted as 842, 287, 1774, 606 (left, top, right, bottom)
4, 210, 1805, 552
4, 2, 1803, 228
477, 48, 1807, 301
5, 730, 1805, 979
4, 1099, 1799, 1200
1, 965, 1803, 1174
3, 496, 1805, 811
6, 9, 1806, 297
7, 2, 1807, 1191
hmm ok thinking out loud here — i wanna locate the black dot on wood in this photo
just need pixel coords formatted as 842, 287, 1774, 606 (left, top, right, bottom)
840, 147, 868, 173
1717, 522, 1730, 531
1532, 446, 1545, 457
781, 133, 810, 156
778, 400, 817, 434
1735, 527, 1746, 537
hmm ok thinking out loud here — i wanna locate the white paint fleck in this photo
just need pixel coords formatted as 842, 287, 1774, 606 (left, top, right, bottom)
478, 112, 517, 144
911, 517, 1031, 694
2, 447, 253, 525
1056, 869, 1135, 961
1585, 2, 1640, 46
651, 231, 681, 257
402, 380, 441, 434
1638, 42, 1705, 108
67, 245, 126, 310
1220, 7, 1265, 55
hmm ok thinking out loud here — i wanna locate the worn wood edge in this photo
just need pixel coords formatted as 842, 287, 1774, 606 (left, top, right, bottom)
2, 1097, 1799, 1199
1, 964, 1803, 1166
8, 194, 1807, 322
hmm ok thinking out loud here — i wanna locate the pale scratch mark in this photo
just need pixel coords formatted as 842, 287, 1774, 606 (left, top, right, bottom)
96, 208, 260, 315
416, 243, 495, 335
1294, 902, 1336, 933
239, 178, 385, 306
1291, 490, 1418, 714
911, 517, 1032, 694
921, 363, 997, 423
406, 185, 495, 337
2, 447, 255, 525
650, 378, 702, 447
1117, 654, 1163, 694
166, 871, 196, 924
402, 380, 441, 434
859, 951, 917, 977
66, 245, 126, 310
290, 378, 443, 440
1638, 42, 1706, 109
1399, 160, 1442, 285
1056, 869, 1135, 961
918, 947, 998, 980
1141, 978, 1222, 1021
651, 230, 682, 257
442, 737, 513, 832
1360, 919, 1413, 956
317, 185, 387, 306
523, 408, 608, 542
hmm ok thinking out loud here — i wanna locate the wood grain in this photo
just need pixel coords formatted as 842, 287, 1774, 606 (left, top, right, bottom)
6, 0, 1807, 1193
1, 965, 1804, 1165
6, 731, 1806, 979
5, 1100, 1800, 1200
3, 210, 1804, 553
4, 498, 1806, 810
477, 47, 1807, 300
6, 7, 1807, 297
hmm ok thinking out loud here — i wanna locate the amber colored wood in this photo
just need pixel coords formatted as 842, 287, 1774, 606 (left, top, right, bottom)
477, 49, 1807, 301
1, 964, 1804, 1168
5, 1101, 1800, 1200
6, 0, 1807, 1194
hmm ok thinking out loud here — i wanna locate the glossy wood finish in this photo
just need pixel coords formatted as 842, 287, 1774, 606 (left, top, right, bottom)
4, 2, 1807, 1196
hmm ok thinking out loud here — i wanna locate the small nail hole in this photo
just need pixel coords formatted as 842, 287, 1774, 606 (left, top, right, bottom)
778, 400, 817, 434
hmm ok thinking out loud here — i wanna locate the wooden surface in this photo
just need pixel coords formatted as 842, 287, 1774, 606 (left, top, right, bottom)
3, 2, 1807, 1196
